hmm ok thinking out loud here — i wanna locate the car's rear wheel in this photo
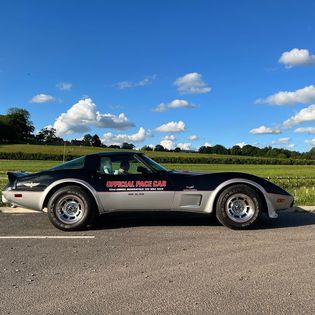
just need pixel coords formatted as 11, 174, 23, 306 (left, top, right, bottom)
216, 184, 263, 229
47, 185, 95, 231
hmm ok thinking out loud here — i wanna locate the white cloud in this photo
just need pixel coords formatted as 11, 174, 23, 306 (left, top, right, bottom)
53, 98, 134, 136
162, 135, 176, 141
203, 142, 212, 147
95, 113, 133, 129
269, 137, 295, 149
160, 140, 176, 150
102, 127, 149, 145
177, 143, 191, 150
271, 137, 290, 145
294, 127, 315, 134
187, 135, 198, 141
56, 82, 72, 91
283, 104, 315, 128
114, 74, 156, 89
255, 85, 315, 105
279, 48, 315, 68
174, 72, 211, 94
250, 125, 281, 134
159, 135, 191, 151
305, 138, 315, 146
30, 94, 55, 103
155, 121, 185, 133
235, 142, 246, 148
153, 99, 196, 112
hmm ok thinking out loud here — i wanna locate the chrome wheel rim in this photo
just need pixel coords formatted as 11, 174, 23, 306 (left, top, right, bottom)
55, 194, 85, 224
225, 193, 255, 223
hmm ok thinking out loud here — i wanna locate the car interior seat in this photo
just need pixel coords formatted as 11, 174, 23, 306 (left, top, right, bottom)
101, 158, 113, 174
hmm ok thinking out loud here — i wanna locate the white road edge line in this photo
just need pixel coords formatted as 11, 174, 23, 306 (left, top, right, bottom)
0, 236, 95, 239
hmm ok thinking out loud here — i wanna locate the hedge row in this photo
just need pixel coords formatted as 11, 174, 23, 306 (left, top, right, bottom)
1, 151, 315, 165
155, 156, 315, 165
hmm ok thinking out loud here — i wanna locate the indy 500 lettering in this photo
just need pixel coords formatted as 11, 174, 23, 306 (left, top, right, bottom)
105, 180, 167, 191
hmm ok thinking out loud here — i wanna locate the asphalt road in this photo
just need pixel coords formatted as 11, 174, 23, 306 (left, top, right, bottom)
0, 211, 314, 315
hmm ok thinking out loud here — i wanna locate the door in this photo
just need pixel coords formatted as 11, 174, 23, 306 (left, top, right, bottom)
94, 155, 175, 211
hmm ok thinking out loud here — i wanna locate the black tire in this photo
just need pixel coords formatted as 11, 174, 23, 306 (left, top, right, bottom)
216, 184, 263, 230
47, 185, 96, 231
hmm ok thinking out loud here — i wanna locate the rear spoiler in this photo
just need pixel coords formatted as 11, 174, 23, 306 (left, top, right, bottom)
7, 172, 29, 185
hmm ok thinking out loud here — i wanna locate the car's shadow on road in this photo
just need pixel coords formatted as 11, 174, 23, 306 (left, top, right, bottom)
92, 211, 219, 230
91, 211, 315, 230
257, 211, 315, 230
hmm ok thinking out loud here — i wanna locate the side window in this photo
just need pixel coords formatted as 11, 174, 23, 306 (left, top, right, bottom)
99, 155, 151, 175
112, 158, 143, 175
49, 156, 85, 171
99, 157, 113, 174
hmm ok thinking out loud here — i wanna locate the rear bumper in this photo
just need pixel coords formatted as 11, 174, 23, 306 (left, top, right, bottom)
1, 194, 8, 204
1, 190, 43, 210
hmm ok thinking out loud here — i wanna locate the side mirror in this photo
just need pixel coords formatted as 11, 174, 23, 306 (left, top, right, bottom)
137, 166, 150, 174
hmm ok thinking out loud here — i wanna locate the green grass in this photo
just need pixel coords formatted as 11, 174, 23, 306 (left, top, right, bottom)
165, 163, 315, 177
1, 160, 314, 205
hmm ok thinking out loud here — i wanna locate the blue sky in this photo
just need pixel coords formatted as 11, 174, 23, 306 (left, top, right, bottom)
1, 0, 315, 151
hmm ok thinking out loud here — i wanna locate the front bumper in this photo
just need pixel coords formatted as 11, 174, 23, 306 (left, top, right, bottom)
266, 193, 294, 218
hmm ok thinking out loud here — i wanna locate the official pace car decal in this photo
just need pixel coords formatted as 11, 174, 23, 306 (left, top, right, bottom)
105, 180, 167, 192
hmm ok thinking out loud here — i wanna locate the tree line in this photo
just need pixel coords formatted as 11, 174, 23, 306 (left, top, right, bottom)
1, 107, 315, 160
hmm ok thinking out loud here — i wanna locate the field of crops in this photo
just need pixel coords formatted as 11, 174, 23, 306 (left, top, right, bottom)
1, 159, 314, 205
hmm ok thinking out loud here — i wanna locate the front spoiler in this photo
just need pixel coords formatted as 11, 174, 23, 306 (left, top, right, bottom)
266, 193, 294, 218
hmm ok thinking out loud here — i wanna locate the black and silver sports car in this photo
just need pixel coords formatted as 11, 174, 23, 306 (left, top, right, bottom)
2, 152, 294, 230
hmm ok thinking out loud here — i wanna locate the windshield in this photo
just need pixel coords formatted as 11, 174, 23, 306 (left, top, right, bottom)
48, 156, 86, 171
140, 155, 169, 172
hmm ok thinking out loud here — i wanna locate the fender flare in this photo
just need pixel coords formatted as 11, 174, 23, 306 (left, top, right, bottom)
39, 178, 103, 212
205, 178, 278, 218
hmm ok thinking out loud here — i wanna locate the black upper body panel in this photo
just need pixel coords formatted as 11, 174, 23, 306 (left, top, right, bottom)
7, 152, 290, 196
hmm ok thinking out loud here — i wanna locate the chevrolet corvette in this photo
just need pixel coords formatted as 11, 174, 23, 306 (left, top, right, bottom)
1, 152, 294, 230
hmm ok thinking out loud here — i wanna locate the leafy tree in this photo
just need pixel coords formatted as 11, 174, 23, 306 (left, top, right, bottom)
36, 127, 59, 143
83, 134, 92, 146
198, 146, 212, 154
121, 142, 135, 150
0, 115, 17, 143
71, 139, 84, 146
141, 145, 153, 151
6, 108, 35, 142
91, 134, 102, 147
174, 147, 181, 152
154, 144, 165, 151
212, 144, 228, 155
306, 147, 315, 159
230, 145, 242, 156
242, 145, 259, 156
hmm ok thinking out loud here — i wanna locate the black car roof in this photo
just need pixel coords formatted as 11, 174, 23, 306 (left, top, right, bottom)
86, 151, 144, 158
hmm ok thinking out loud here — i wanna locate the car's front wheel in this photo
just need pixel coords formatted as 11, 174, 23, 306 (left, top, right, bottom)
216, 184, 263, 229
47, 185, 95, 231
